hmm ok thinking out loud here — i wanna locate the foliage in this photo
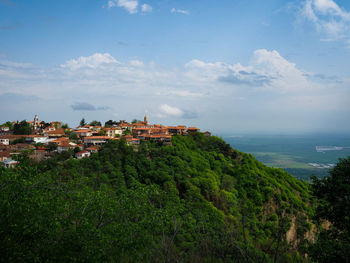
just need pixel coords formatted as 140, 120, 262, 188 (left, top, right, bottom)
12, 120, 32, 135
10, 137, 25, 145
89, 120, 102, 126
0, 134, 313, 262
104, 120, 118, 127
1, 121, 12, 129
80, 118, 86, 126
308, 157, 350, 262
132, 119, 141, 124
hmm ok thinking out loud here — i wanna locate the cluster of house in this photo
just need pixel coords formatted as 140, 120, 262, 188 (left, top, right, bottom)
0, 115, 211, 168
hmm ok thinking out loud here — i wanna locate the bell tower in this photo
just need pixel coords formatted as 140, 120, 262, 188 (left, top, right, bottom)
33, 114, 39, 131
144, 114, 148, 124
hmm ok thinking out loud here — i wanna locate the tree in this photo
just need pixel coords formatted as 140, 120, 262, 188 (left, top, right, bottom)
89, 120, 101, 126
13, 120, 32, 135
309, 157, 350, 262
131, 119, 141, 124
104, 120, 117, 127
80, 118, 86, 126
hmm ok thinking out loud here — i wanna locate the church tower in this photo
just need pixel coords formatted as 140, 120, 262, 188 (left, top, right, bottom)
144, 114, 148, 124
33, 115, 39, 131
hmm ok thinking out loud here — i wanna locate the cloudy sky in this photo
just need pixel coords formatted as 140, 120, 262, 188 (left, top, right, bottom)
1, 0, 350, 134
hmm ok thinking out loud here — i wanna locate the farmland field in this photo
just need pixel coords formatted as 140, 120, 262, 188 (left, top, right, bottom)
223, 133, 350, 180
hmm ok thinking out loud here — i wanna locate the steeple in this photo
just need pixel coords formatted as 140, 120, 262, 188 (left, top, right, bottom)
33, 114, 39, 131
144, 114, 148, 124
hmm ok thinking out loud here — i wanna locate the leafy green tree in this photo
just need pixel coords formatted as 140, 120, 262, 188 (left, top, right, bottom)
104, 120, 117, 127
80, 118, 86, 126
309, 157, 350, 263
13, 120, 32, 135
89, 120, 101, 126
131, 119, 141, 124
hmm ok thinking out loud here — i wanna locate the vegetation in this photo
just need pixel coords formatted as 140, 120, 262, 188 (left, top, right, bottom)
89, 120, 102, 126
12, 120, 32, 135
0, 134, 315, 262
105, 120, 118, 127
308, 157, 350, 263
80, 118, 86, 126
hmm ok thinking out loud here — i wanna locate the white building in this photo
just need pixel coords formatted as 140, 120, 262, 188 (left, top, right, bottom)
75, 150, 91, 159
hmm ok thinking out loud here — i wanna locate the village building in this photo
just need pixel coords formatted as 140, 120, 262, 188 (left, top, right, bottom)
75, 150, 91, 159
84, 136, 111, 146
50, 121, 61, 129
2, 158, 19, 168
186, 127, 200, 135
57, 141, 77, 153
44, 128, 65, 138
0, 126, 10, 132
202, 131, 211, 137
167, 126, 186, 135
104, 127, 122, 138
0, 149, 13, 162
146, 134, 172, 145
117, 122, 132, 132
0, 135, 26, 145
73, 129, 94, 138
86, 145, 100, 153
8, 143, 35, 152
24, 135, 52, 144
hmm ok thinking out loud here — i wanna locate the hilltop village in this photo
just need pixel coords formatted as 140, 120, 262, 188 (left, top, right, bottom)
0, 115, 211, 168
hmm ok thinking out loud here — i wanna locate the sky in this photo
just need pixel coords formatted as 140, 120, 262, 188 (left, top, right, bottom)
0, 0, 350, 134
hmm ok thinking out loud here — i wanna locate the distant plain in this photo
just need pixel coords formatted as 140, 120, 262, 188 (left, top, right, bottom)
223, 134, 350, 180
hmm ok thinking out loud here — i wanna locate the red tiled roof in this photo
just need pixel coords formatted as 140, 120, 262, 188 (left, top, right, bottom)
0, 149, 13, 158
25, 135, 46, 138
132, 127, 151, 130
0, 135, 26, 139
73, 130, 93, 133
84, 136, 110, 140
76, 150, 89, 155
86, 146, 100, 150
167, 126, 186, 129
147, 134, 172, 138
46, 128, 65, 134
118, 123, 131, 127
58, 142, 75, 148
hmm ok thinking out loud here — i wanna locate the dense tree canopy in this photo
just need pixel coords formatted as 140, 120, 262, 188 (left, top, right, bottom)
309, 157, 350, 263
12, 120, 32, 135
0, 134, 313, 262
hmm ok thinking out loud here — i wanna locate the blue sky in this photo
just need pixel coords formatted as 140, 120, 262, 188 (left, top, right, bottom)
1, 0, 350, 133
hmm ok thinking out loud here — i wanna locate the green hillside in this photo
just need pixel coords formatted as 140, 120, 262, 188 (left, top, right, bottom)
0, 134, 314, 262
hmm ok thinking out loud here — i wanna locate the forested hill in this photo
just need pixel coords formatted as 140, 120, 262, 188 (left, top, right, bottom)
0, 134, 313, 262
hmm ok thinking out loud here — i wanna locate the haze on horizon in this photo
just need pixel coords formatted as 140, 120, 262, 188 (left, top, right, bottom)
1, 0, 350, 134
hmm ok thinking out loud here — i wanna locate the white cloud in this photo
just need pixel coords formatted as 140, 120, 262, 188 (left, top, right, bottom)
168, 90, 204, 98
129, 59, 144, 67
185, 49, 309, 93
158, 104, 183, 117
300, 0, 350, 42
141, 3, 152, 12
107, 0, 138, 14
107, 0, 116, 8
171, 8, 190, 15
61, 53, 119, 70
1, 50, 349, 132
